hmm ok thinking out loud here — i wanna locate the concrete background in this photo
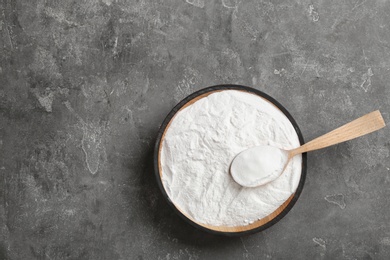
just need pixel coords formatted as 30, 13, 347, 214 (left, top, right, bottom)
1, 0, 390, 259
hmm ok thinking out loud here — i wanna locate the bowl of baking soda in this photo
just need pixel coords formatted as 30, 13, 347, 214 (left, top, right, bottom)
154, 85, 307, 236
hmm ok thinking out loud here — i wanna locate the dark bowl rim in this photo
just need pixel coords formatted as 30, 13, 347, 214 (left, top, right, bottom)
153, 84, 307, 237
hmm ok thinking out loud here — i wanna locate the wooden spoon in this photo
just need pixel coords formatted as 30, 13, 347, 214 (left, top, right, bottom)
230, 110, 386, 188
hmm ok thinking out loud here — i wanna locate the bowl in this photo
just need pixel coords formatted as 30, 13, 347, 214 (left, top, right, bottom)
154, 85, 307, 236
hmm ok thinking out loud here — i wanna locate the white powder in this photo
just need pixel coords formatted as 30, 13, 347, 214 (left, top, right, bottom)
160, 90, 302, 226
230, 145, 289, 187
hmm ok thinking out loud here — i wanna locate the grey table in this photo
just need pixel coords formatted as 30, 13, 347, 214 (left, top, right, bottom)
1, 0, 390, 259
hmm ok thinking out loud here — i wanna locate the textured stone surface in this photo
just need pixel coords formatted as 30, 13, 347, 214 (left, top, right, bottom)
1, 0, 390, 259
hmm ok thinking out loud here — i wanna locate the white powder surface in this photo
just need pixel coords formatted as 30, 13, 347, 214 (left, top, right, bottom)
160, 90, 302, 226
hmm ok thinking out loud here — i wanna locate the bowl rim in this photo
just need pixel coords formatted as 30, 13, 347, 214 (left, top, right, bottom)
153, 84, 307, 236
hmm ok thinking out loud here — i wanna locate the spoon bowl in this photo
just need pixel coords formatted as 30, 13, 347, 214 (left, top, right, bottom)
231, 110, 386, 188
231, 145, 289, 187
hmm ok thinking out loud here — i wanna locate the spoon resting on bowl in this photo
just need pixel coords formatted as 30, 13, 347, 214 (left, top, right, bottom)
230, 110, 386, 188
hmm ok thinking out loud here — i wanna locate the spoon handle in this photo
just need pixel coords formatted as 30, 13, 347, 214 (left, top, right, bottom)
289, 110, 386, 157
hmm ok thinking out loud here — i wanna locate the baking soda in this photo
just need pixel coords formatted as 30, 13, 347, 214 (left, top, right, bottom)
161, 90, 302, 226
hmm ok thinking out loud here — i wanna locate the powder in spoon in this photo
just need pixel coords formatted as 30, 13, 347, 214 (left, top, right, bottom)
230, 145, 289, 187
160, 90, 302, 226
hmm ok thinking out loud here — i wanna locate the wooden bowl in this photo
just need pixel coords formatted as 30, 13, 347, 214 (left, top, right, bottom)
154, 85, 307, 236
